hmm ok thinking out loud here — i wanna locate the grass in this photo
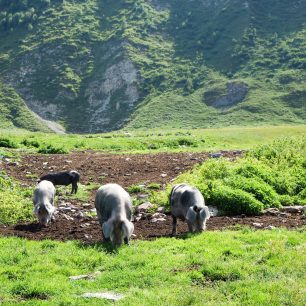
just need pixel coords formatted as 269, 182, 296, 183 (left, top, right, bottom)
0, 229, 305, 305
0, 125, 305, 154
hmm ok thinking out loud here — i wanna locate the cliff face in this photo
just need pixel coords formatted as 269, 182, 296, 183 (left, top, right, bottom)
0, 0, 305, 132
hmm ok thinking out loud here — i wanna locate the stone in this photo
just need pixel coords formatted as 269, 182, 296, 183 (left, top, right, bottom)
81, 292, 124, 301
280, 206, 304, 214
209, 153, 223, 158
279, 212, 290, 218
160, 173, 167, 177
151, 218, 166, 223
62, 214, 74, 221
151, 212, 166, 219
136, 202, 153, 213
252, 222, 263, 228
137, 194, 148, 200
69, 271, 101, 281
265, 225, 276, 230
156, 206, 165, 213
263, 208, 280, 216
82, 203, 92, 208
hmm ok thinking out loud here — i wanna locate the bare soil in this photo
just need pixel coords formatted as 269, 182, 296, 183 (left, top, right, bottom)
1, 151, 305, 243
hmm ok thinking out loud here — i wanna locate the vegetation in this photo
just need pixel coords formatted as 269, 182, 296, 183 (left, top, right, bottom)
0, 0, 305, 132
153, 137, 306, 215
0, 171, 33, 225
0, 125, 305, 154
0, 229, 305, 304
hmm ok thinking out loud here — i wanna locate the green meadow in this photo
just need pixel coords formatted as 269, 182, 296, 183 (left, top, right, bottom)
0, 229, 305, 305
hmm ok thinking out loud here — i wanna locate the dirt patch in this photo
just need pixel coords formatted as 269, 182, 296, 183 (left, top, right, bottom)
0, 150, 305, 243
2, 151, 241, 188
0, 214, 305, 243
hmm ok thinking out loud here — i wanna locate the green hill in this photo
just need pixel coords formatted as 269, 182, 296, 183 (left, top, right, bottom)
0, 0, 305, 132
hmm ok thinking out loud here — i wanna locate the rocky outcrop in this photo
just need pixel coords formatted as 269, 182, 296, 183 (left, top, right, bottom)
204, 80, 248, 108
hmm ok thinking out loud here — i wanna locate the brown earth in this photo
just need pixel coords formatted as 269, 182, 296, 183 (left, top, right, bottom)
0, 151, 305, 243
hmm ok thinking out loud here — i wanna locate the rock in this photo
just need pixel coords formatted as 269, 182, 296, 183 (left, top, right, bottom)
43, 162, 48, 166
65, 160, 72, 163
62, 214, 74, 221
156, 206, 165, 213
76, 212, 85, 219
151, 218, 166, 223
160, 173, 167, 177
252, 222, 263, 228
137, 194, 149, 200
84, 234, 92, 239
82, 203, 92, 208
279, 212, 290, 218
136, 202, 153, 213
151, 212, 166, 219
265, 225, 276, 230
69, 271, 101, 281
280, 206, 304, 214
209, 153, 223, 158
81, 292, 124, 301
263, 208, 280, 216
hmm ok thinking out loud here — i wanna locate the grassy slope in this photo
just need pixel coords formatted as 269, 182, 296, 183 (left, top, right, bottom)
0, 0, 305, 132
0, 82, 51, 132
0, 229, 305, 305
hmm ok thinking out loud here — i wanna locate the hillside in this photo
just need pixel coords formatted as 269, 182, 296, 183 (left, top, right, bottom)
0, 0, 305, 132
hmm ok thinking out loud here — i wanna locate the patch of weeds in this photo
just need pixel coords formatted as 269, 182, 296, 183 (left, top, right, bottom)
21, 139, 40, 148
0, 137, 18, 148
128, 184, 146, 193
38, 144, 68, 154
147, 182, 161, 190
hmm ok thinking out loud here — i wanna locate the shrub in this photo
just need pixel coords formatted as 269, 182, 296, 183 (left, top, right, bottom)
0, 137, 18, 148
21, 138, 40, 148
38, 144, 68, 154
208, 184, 264, 215
128, 184, 146, 193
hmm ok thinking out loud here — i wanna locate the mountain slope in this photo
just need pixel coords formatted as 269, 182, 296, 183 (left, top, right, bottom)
0, 0, 305, 132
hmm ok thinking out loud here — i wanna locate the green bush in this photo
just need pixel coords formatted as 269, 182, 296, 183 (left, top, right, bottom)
0, 172, 33, 225
21, 138, 40, 148
208, 184, 264, 215
38, 144, 68, 154
0, 137, 18, 148
152, 137, 305, 215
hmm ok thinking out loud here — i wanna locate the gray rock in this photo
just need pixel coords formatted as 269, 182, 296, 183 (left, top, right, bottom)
136, 202, 153, 213
263, 208, 280, 216
151, 212, 166, 219
252, 222, 263, 228
81, 292, 124, 301
280, 206, 304, 214
151, 217, 166, 223
156, 206, 165, 213
265, 225, 276, 230
69, 271, 101, 281
209, 153, 223, 158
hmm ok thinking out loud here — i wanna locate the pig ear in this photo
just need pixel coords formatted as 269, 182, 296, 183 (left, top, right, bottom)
102, 220, 113, 239
122, 220, 134, 238
186, 206, 197, 223
200, 206, 210, 220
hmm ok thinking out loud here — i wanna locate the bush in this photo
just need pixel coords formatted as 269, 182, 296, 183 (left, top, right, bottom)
208, 184, 264, 215
0, 137, 18, 148
152, 137, 305, 215
38, 144, 68, 154
21, 138, 40, 148
0, 172, 33, 225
